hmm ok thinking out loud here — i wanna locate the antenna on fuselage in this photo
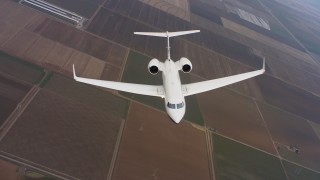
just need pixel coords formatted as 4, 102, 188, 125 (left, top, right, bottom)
133, 30, 200, 60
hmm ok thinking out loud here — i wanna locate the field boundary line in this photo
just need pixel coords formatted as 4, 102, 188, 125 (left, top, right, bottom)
0, 151, 78, 180
256, 0, 320, 66
205, 129, 216, 180
0, 85, 39, 141
107, 103, 129, 180
254, 100, 289, 180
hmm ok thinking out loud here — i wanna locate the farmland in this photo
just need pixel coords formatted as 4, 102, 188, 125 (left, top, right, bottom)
0, 51, 44, 126
0, 0, 320, 179
113, 102, 210, 180
197, 87, 275, 154
0, 89, 126, 180
257, 101, 320, 171
212, 134, 287, 180
283, 160, 320, 180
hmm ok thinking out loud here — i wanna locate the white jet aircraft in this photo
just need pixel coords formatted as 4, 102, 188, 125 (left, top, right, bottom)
73, 30, 265, 123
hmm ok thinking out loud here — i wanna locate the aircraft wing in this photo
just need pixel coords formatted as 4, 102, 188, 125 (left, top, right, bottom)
182, 59, 265, 96
73, 65, 164, 97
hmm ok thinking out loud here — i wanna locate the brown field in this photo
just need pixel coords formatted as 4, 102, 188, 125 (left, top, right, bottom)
43, 73, 129, 116
23, 36, 56, 65
257, 102, 320, 171
35, 20, 113, 61
2, 30, 39, 57
0, 1, 130, 83
105, 44, 129, 68
24, 14, 51, 34
0, 0, 8, 7
60, 50, 122, 85
0, 75, 31, 103
72, 31, 113, 61
0, 54, 37, 125
188, 0, 223, 25
0, 1, 38, 28
140, 0, 190, 21
265, 53, 320, 96
164, 0, 189, 11
112, 102, 210, 180
0, 159, 19, 180
1, 0, 320, 179
42, 42, 74, 70
90, 0, 262, 69
256, 75, 320, 124
0, 95, 16, 127
26, 19, 128, 72
196, 87, 276, 154
0, 21, 19, 47
62, 50, 91, 76
81, 57, 106, 79
221, 17, 315, 65
100, 64, 122, 82
0, 90, 124, 180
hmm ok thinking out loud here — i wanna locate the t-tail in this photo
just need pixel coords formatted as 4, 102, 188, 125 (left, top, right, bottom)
134, 30, 200, 60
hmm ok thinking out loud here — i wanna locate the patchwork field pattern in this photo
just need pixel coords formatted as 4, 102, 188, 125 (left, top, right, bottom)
0, 0, 320, 179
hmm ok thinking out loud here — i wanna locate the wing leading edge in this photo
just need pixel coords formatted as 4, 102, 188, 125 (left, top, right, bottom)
182, 58, 265, 96
73, 65, 164, 97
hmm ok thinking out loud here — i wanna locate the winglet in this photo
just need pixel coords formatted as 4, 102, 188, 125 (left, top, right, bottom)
262, 57, 266, 73
72, 64, 77, 80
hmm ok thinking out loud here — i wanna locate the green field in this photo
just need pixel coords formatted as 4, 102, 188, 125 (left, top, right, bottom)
212, 134, 287, 180
121, 50, 204, 125
269, 22, 294, 41
283, 160, 320, 180
0, 51, 45, 84
24, 171, 57, 180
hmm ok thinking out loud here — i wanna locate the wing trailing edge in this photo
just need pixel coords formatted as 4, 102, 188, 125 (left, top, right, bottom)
182, 59, 265, 96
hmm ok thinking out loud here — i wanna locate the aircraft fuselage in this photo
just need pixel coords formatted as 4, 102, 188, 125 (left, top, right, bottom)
162, 59, 186, 123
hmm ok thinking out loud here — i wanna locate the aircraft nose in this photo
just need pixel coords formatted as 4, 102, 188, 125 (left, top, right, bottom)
169, 111, 184, 124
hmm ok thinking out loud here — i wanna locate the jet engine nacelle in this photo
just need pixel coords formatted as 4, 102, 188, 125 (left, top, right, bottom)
176, 57, 192, 73
148, 58, 162, 75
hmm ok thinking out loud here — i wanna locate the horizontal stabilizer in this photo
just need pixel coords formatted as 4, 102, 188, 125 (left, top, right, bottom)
134, 30, 200, 37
